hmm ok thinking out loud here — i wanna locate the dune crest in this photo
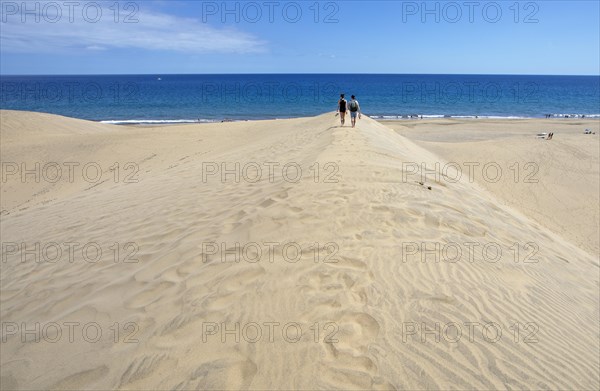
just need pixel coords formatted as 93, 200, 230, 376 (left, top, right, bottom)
1, 110, 598, 390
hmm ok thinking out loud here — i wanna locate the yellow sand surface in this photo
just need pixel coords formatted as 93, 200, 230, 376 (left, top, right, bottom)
1, 110, 598, 390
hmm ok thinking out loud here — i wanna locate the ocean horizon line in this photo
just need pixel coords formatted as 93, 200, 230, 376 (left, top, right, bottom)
2, 73, 600, 77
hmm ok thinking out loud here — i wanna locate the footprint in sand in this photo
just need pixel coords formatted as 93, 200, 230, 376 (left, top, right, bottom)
318, 312, 390, 390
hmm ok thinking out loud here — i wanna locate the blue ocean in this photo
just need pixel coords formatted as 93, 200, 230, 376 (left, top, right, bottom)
1, 74, 598, 124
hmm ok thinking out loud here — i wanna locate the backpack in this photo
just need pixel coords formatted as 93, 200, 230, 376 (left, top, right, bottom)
350, 100, 358, 112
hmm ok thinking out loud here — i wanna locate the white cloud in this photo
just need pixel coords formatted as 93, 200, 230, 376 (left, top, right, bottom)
0, 1, 266, 54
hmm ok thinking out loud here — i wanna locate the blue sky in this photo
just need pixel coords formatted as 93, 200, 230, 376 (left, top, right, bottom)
1, 0, 599, 74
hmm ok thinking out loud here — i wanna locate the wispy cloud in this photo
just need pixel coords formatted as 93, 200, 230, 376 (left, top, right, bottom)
0, 1, 266, 54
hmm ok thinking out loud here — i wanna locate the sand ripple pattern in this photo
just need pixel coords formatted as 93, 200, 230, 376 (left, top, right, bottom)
1, 111, 598, 390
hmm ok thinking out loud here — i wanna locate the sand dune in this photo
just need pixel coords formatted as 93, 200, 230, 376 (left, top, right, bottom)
1, 110, 598, 390
386, 118, 600, 256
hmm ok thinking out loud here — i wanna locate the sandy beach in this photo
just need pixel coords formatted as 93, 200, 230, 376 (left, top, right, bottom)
1, 110, 599, 390
385, 118, 600, 257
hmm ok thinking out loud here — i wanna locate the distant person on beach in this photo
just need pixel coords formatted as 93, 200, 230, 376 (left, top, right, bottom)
337, 94, 347, 126
349, 95, 361, 128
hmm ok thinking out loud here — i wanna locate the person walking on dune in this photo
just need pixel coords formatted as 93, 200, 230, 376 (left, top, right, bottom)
337, 94, 347, 126
349, 95, 361, 128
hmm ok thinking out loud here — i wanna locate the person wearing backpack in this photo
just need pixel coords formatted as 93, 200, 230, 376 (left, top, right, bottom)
349, 95, 361, 128
337, 94, 347, 126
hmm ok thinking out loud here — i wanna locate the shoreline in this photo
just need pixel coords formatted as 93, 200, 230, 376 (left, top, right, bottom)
3, 108, 600, 126
119, 116, 600, 128
102, 113, 600, 126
